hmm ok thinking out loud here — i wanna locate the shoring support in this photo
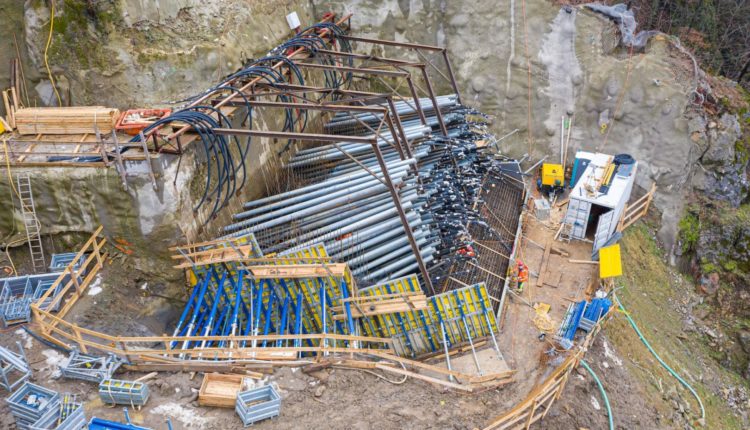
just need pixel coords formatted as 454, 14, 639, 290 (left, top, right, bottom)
370, 141, 435, 295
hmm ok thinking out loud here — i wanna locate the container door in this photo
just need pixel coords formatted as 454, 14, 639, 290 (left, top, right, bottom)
593, 209, 615, 251
565, 198, 591, 239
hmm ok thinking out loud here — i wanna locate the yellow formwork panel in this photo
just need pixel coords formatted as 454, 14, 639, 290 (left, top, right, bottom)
358, 277, 497, 357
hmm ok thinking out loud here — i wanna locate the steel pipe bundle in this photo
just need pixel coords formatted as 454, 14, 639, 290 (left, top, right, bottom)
217, 96, 509, 288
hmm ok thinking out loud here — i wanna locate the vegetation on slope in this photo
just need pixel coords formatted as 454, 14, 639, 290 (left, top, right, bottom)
607, 223, 745, 429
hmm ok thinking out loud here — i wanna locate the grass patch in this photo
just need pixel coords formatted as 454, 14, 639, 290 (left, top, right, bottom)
606, 223, 743, 429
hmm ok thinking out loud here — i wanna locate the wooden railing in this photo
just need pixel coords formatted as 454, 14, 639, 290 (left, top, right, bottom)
483, 310, 612, 429
618, 183, 657, 232
28, 227, 514, 393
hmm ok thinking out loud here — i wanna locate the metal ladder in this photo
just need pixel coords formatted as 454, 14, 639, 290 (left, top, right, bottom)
559, 222, 573, 243
16, 173, 46, 273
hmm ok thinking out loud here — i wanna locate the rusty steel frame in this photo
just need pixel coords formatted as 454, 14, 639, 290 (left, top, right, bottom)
228, 84, 415, 158
291, 60, 445, 135
339, 35, 462, 105
289, 61, 425, 125
215, 96, 408, 158
308, 49, 434, 121
162, 13, 351, 141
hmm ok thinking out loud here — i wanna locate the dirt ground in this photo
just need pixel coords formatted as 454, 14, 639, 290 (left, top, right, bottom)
0, 189, 626, 430
0, 201, 587, 430
1, 189, 743, 429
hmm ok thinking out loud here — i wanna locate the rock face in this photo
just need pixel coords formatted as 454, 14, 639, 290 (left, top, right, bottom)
16, 0, 316, 107
325, 0, 747, 251
1, 0, 746, 252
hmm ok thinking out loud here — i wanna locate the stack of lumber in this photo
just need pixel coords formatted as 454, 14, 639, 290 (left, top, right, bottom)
14, 106, 120, 135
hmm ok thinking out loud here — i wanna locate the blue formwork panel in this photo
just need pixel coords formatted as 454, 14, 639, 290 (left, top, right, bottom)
30, 400, 87, 430
99, 379, 150, 406
87, 418, 152, 430
235, 385, 281, 426
6, 382, 60, 430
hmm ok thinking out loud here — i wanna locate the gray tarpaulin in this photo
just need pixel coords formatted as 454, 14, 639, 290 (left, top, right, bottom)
586, 3, 659, 48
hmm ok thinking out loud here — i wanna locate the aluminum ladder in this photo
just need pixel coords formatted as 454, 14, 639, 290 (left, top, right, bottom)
16, 173, 46, 273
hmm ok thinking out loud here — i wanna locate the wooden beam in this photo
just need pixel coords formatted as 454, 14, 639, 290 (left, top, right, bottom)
247, 263, 348, 279
536, 241, 552, 287
331, 294, 427, 320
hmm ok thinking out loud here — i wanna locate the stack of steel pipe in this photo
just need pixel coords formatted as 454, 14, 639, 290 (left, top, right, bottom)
220, 96, 514, 287
323, 94, 459, 135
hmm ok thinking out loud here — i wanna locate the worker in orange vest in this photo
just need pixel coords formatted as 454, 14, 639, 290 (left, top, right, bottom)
516, 260, 529, 291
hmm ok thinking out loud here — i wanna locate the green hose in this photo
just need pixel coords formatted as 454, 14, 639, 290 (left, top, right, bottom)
614, 294, 706, 421
581, 359, 614, 430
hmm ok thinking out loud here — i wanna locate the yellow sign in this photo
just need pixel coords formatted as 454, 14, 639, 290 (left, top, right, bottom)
599, 244, 622, 278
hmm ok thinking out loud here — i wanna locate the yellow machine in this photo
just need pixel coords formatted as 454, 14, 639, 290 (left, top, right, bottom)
538, 163, 565, 196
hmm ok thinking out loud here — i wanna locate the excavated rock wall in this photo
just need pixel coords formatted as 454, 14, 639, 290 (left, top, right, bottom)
0, 107, 296, 272
1, 0, 745, 255
323, 0, 730, 249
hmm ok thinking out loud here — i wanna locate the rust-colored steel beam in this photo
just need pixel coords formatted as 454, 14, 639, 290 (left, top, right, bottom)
341, 35, 445, 52
442, 50, 462, 104
291, 62, 410, 78
316, 49, 419, 66
418, 65, 448, 136
214, 99, 389, 114
253, 82, 384, 97
212, 129, 376, 144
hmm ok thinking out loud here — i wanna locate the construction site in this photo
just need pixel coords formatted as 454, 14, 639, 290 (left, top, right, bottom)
1, 1, 748, 429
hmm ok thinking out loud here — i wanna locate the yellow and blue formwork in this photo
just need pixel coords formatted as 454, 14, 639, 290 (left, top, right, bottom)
357, 275, 499, 357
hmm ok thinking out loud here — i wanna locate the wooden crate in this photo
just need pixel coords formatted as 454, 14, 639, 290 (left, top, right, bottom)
198, 373, 245, 408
